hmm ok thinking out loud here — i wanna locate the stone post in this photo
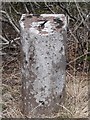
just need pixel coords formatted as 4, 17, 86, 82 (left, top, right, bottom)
19, 14, 67, 118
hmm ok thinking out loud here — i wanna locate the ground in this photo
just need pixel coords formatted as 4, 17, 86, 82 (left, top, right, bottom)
2, 47, 89, 118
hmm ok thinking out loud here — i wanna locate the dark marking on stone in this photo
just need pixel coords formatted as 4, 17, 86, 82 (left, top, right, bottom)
33, 14, 40, 17
56, 70, 58, 73
39, 20, 48, 29
30, 57, 32, 60
59, 47, 63, 53
60, 95, 62, 98
35, 37, 37, 39
54, 17, 64, 28
21, 18, 25, 21
25, 60, 28, 64
45, 57, 47, 59
46, 52, 50, 55
36, 66, 39, 70
53, 46, 55, 49
39, 101, 45, 105
41, 87, 44, 91
26, 15, 32, 18
24, 54, 26, 57
49, 45, 51, 47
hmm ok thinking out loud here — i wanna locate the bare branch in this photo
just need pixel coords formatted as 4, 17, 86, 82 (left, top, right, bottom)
0, 51, 6, 55
44, 1, 55, 14
0, 16, 11, 26
74, 1, 90, 31
67, 51, 89, 65
0, 10, 20, 33
57, 2, 77, 21
0, 35, 9, 45
23, 3, 29, 13
9, 3, 22, 15
9, 5, 20, 30
29, 2, 35, 14
11, 37, 20, 45
33, 1, 40, 8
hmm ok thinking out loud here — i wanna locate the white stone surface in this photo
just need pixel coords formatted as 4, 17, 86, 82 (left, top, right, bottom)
20, 14, 67, 117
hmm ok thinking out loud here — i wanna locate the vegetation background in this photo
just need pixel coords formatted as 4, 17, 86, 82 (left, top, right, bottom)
0, 1, 90, 118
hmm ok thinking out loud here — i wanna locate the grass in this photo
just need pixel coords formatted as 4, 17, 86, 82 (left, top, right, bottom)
2, 55, 89, 118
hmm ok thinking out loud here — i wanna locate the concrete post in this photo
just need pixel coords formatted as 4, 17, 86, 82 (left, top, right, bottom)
19, 14, 67, 118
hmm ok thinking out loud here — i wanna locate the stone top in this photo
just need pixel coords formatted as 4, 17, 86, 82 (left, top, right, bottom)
19, 14, 67, 36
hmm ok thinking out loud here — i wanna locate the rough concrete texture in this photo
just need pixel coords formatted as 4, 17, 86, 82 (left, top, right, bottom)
19, 14, 67, 118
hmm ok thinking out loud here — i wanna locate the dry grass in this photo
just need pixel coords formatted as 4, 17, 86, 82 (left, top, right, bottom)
58, 72, 89, 118
2, 54, 89, 118
2, 57, 23, 118
1, 2, 89, 118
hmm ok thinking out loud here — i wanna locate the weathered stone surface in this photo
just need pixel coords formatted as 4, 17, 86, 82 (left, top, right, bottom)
19, 14, 67, 118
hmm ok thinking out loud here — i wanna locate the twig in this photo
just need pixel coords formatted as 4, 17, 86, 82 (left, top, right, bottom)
23, 3, 29, 13
66, 71, 77, 81
44, 1, 55, 14
67, 52, 89, 64
29, 2, 35, 14
30, 103, 42, 113
0, 37, 20, 51
74, 1, 90, 32
0, 16, 11, 26
11, 37, 20, 44
33, 1, 40, 8
0, 51, 6, 55
9, 5, 19, 30
57, 2, 77, 21
0, 35, 9, 45
9, 3, 22, 15
56, 103, 73, 116
69, 29, 79, 43
0, 10, 20, 33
